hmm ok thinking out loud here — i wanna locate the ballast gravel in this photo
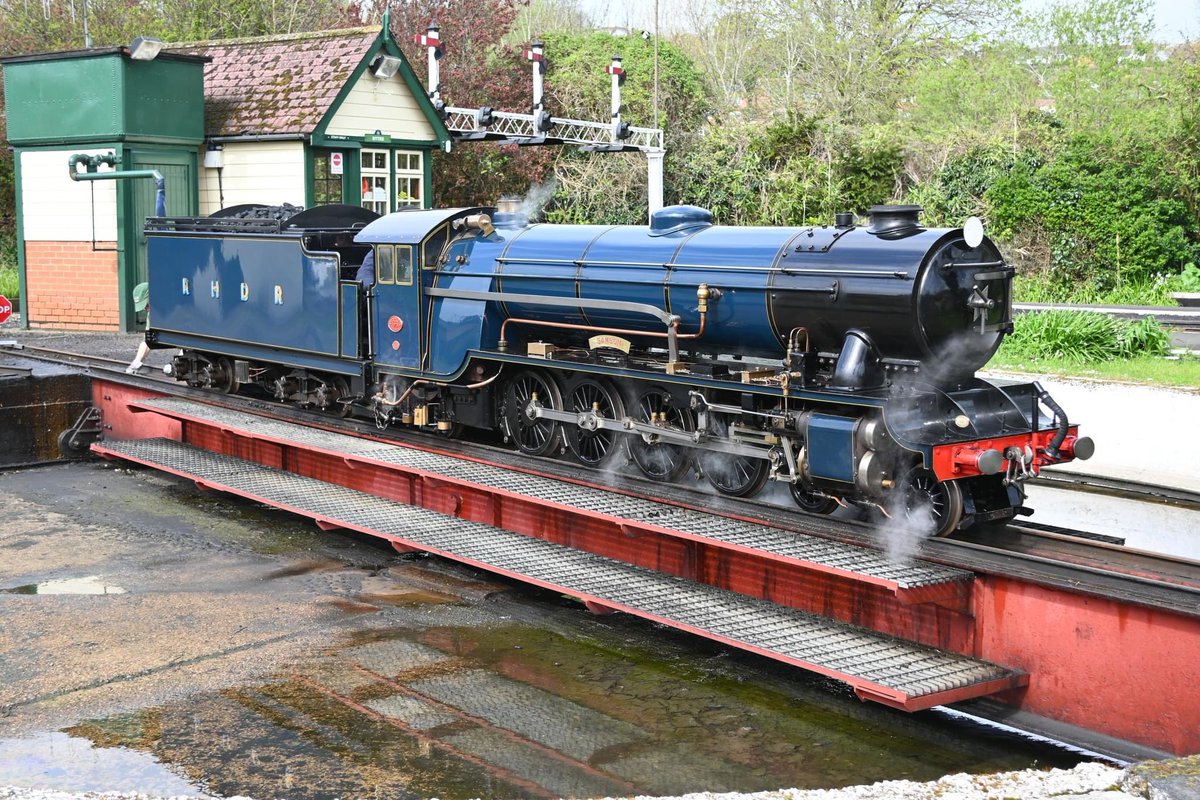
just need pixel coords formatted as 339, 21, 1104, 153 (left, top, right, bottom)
0, 761, 1159, 800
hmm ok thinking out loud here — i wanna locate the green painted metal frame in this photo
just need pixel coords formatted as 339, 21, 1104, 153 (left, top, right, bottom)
13, 150, 27, 328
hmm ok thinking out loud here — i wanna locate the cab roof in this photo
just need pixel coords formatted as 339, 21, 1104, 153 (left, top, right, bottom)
354, 207, 493, 245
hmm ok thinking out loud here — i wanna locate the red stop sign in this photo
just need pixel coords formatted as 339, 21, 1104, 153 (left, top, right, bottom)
0, 295, 11, 324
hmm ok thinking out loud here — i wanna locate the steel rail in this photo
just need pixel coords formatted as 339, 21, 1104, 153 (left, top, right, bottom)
1035, 468, 1200, 511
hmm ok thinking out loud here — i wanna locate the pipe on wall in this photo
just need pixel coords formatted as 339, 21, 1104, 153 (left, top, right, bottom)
67, 152, 166, 216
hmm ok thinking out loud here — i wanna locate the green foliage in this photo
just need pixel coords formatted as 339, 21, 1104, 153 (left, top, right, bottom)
1013, 272, 1178, 305
664, 119, 907, 226
542, 153, 648, 225
837, 139, 904, 215
665, 125, 769, 224
752, 112, 819, 166
1119, 316, 1173, 355
984, 136, 1199, 291
901, 42, 1038, 150
0, 231, 18, 298
1034, 0, 1172, 138
540, 31, 710, 135
999, 310, 1170, 362
0, 266, 17, 300
1170, 263, 1200, 294
989, 351, 1200, 387
906, 144, 1044, 226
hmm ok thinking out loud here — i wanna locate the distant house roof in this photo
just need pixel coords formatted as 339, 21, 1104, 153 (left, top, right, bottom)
171, 27, 380, 137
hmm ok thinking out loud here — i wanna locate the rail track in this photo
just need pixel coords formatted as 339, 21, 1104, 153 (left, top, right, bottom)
6, 341, 1200, 617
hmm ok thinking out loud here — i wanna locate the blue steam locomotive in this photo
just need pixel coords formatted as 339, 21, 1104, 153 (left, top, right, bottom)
144, 201, 1093, 536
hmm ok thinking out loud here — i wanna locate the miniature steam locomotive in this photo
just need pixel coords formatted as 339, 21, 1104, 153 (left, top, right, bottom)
143, 201, 1093, 536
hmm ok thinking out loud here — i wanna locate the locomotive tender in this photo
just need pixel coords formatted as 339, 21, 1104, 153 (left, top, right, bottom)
144, 202, 1093, 536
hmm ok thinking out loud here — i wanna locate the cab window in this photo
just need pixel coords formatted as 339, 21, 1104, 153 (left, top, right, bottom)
423, 225, 449, 270
377, 245, 395, 284
395, 246, 414, 285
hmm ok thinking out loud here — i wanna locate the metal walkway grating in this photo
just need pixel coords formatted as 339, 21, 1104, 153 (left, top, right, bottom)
94, 437, 1023, 710
129, 397, 971, 593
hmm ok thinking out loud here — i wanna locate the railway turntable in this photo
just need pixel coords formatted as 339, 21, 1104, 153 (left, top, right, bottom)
84, 378, 1200, 759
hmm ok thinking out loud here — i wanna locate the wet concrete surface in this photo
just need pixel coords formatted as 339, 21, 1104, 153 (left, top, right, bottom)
0, 461, 1088, 799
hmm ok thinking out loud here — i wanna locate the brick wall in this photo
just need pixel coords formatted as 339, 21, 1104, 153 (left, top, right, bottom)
24, 241, 121, 330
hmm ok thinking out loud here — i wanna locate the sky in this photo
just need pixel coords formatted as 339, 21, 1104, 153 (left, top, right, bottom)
581, 0, 1200, 43
1148, 0, 1199, 41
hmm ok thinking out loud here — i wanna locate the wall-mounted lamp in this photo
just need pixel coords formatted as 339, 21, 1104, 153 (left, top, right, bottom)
203, 144, 224, 169
370, 54, 403, 79
128, 36, 164, 61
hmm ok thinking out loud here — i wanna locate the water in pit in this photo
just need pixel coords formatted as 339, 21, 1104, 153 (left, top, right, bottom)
0, 583, 1088, 800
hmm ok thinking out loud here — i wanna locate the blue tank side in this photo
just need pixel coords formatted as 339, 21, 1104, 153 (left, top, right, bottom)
148, 234, 341, 356
496, 224, 613, 325
669, 226, 799, 357
576, 227, 685, 328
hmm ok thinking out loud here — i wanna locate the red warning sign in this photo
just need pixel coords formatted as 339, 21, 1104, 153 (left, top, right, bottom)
0, 295, 12, 324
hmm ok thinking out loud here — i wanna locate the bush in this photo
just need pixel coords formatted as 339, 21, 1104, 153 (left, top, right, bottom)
999, 310, 1171, 362
0, 266, 17, 299
1169, 262, 1200, 294
985, 136, 1200, 292
0, 231, 17, 299
1013, 272, 1178, 306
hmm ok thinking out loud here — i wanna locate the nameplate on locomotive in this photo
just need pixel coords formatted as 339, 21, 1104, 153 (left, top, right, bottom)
589, 335, 631, 353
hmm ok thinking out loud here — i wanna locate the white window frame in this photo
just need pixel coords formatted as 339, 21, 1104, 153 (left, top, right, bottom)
361, 149, 390, 215
395, 150, 422, 208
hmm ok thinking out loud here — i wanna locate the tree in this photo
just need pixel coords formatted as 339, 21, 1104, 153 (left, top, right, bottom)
758, 0, 1018, 127
1025, 0, 1171, 137
676, 0, 764, 113
536, 29, 710, 223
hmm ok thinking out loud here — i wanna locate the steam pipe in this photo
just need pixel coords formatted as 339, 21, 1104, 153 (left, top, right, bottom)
498, 311, 706, 357
486, 283, 714, 363
374, 370, 501, 408
1033, 382, 1069, 458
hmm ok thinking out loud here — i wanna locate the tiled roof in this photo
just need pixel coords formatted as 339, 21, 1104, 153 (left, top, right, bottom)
171, 27, 379, 137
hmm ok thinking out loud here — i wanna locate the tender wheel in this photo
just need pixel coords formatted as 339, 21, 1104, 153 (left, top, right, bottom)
563, 376, 625, 467
898, 467, 965, 537
315, 376, 354, 417
216, 357, 240, 394
332, 377, 355, 418
790, 483, 838, 515
627, 386, 694, 482
502, 369, 563, 457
